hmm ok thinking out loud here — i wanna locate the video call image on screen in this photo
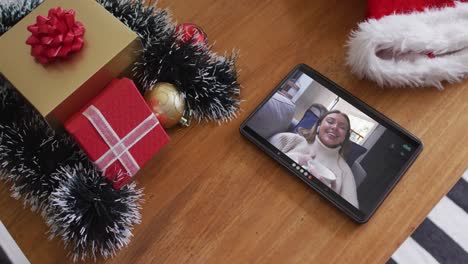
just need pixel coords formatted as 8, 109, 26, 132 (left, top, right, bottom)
246, 71, 417, 214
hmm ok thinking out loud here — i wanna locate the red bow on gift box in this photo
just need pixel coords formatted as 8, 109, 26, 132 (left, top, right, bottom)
25, 7, 85, 64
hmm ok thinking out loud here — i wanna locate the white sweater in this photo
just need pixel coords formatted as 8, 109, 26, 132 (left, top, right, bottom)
269, 133, 359, 208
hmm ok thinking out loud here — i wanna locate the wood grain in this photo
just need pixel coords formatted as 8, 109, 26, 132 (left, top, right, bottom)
1, 0, 467, 263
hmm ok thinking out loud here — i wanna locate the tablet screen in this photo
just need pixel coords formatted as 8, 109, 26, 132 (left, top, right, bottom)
241, 64, 422, 222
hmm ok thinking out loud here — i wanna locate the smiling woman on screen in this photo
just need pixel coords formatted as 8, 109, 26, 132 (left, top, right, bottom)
269, 110, 359, 208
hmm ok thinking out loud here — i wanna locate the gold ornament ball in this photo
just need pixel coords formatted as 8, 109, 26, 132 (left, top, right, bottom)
144, 83, 185, 128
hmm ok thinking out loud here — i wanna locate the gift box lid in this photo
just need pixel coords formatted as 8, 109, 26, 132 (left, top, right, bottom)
0, 0, 141, 125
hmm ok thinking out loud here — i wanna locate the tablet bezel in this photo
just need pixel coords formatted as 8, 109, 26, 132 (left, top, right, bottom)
240, 64, 423, 223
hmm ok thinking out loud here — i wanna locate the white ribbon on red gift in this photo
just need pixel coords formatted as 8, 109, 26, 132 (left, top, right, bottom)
83, 105, 159, 177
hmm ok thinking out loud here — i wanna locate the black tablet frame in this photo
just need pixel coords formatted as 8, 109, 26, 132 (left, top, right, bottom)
240, 64, 423, 223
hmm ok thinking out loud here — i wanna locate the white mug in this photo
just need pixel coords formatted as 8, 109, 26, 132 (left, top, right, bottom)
307, 159, 337, 187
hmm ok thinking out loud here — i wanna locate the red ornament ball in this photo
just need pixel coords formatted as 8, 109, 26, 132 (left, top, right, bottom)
25, 7, 85, 64
175, 23, 207, 46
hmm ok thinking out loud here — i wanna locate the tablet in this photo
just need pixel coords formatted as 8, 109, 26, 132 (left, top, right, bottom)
240, 64, 423, 223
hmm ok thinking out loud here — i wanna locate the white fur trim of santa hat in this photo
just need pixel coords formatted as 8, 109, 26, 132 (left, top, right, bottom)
346, 2, 468, 89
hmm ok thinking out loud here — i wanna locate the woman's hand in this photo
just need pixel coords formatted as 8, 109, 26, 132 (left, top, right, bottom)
295, 153, 316, 167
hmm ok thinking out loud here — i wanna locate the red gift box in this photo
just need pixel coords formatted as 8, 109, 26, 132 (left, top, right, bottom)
65, 78, 170, 189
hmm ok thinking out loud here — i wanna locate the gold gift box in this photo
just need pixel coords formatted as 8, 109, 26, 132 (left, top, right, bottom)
0, 0, 142, 127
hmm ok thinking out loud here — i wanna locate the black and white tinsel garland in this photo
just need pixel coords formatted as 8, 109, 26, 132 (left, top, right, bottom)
0, 0, 43, 34
0, 119, 80, 212
46, 164, 143, 262
97, 0, 240, 122
0, 0, 241, 261
0, 77, 144, 261
133, 35, 240, 122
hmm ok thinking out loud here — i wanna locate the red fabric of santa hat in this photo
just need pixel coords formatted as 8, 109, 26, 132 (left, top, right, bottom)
346, 0, 468, 89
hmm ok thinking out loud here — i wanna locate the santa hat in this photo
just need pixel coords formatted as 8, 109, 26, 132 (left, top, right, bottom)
346, 0, 468, 89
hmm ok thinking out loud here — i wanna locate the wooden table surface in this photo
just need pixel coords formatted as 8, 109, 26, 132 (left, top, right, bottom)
1, 0, 467, 263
